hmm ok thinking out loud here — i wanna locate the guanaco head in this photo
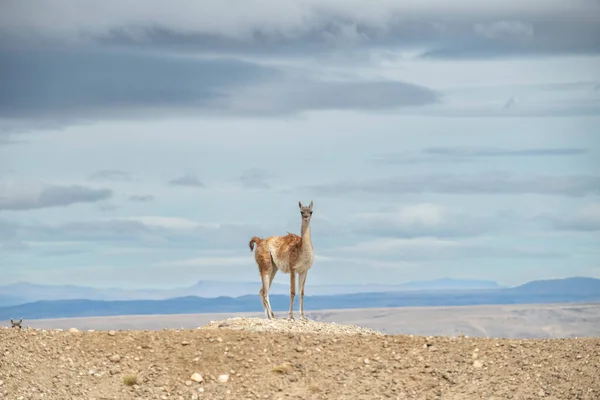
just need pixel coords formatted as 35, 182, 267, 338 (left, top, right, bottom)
298, 200, 314, 223
10, 318, 23, 330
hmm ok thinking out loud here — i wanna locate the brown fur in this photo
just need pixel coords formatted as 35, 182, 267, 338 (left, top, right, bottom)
249, 201, 315, 320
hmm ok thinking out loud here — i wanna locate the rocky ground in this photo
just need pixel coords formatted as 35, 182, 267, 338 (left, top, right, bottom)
1, 317, 599, 400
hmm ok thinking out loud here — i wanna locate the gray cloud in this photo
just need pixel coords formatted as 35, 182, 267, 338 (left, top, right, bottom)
0, 184, 113, 211
89, 169, 132, 181
239, 169, 271, 189
350, 207, 507, 239
129, 195, 155, 202
372, 147, 588, 165
309, 173, 600, 197
0, 47, 277, 122
540, 204, 600, 231
322, 237, 566, 262
2, 1, 598, 59
424, 147, 589, 157
0, 46, 438, 131
8, 217, 276, 251
168, 171, 205, 188
218, 80, 439, 115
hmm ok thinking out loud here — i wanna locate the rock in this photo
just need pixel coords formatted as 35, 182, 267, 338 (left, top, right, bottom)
473, 360, 484, 369
108, 330, 116, 336
108, 354, 121, 363
190, 373, 203, 383
185, 380, 192, 386
181, 341, 190, 346
295, 346, 305, 352
538, 389, 546, 397
68, 328, 79, 333
363, 358, 370, 365
218, 374, 229, 383
191, 395, 199, 400
198, 387, 205, 393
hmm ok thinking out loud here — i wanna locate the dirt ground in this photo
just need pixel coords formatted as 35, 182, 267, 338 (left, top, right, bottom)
1, 317, 598, 400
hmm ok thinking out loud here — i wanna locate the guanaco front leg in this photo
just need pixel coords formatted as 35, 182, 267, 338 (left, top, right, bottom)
288, 270, 296, 320
298, 271, 308, 320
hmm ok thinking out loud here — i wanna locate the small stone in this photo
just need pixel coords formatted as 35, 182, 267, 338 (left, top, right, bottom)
190, 373, 203, 383
218, 374, 229, 383
363, 358, 370, 365
538, 389, 546, 397
68, 328, 79, 333
108, 354, 121, 363
295, 346, 305, 352
181, 341, 190, 346
185, 380, 193, 386
473, 360, 484, 368
216, 337, 223, 343
191, 395, 199, 400
108, 330, 116, 336
198, 387, 205, 393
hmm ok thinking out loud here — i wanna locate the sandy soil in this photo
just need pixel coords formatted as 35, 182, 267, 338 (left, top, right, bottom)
1, 317, 599, 400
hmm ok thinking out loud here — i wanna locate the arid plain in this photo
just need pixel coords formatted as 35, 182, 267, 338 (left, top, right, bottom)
7, 302, 600, 339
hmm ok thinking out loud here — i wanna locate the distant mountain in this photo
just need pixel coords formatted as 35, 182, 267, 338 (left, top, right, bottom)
1, 277, 598, 321
509, 277, 600, 294
0, 278, 503, 306
0, 295, 28, 307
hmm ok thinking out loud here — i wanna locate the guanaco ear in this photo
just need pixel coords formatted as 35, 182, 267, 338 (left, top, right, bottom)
19, 318, 23, 324
299, 201, 303, 209
309, 200, 313, 210
10, 318, 14, 324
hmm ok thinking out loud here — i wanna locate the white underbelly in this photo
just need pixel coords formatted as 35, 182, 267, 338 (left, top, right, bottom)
294, 260, 313, 273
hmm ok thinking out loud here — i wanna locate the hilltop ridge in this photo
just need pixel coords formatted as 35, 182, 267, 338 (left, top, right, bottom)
1, 318, 598, 399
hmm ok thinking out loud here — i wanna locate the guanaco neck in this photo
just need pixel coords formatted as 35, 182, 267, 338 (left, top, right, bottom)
300, 220, 312, 250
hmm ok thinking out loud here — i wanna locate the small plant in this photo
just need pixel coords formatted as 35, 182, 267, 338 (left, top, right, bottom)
271, 362, 293, 374
123, 375, 138, 386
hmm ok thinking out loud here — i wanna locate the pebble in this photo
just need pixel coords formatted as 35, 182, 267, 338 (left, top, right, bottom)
108, 330, 116, 336
473, 360, 484, 368
108, 354, 121, 363
190, 373, 203, 383
68, 328, 79, 334
363, 358, 370, 365
218, 374, 230, 383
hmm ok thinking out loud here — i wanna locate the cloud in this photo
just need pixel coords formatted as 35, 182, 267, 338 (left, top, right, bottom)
350, 203, 503, 238
423, 147, 588, 158
2, 1, 598, 59
309, 173, 600, 197
128, 194, 154, 202
323, 237, 566, 261
7, 216, 272, 251
544, 203, 600, 231
239, 168, 271, 189
215, 80, 439, 115
0, 48, 276, 124
372, 147, 588, 165
0, 183, 113, 211
168, 171, 205, 188
88, 169, 132, 181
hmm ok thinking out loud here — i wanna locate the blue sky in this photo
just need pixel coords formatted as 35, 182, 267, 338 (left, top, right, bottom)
0, 0, 599, 289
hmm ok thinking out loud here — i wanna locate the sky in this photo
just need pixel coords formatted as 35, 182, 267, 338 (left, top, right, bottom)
0, 0, 599, 289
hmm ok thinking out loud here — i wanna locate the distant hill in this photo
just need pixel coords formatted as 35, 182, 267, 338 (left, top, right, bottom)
1, 277, 598, 321
509, 277, 600, 294
0, 278, 502, 306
